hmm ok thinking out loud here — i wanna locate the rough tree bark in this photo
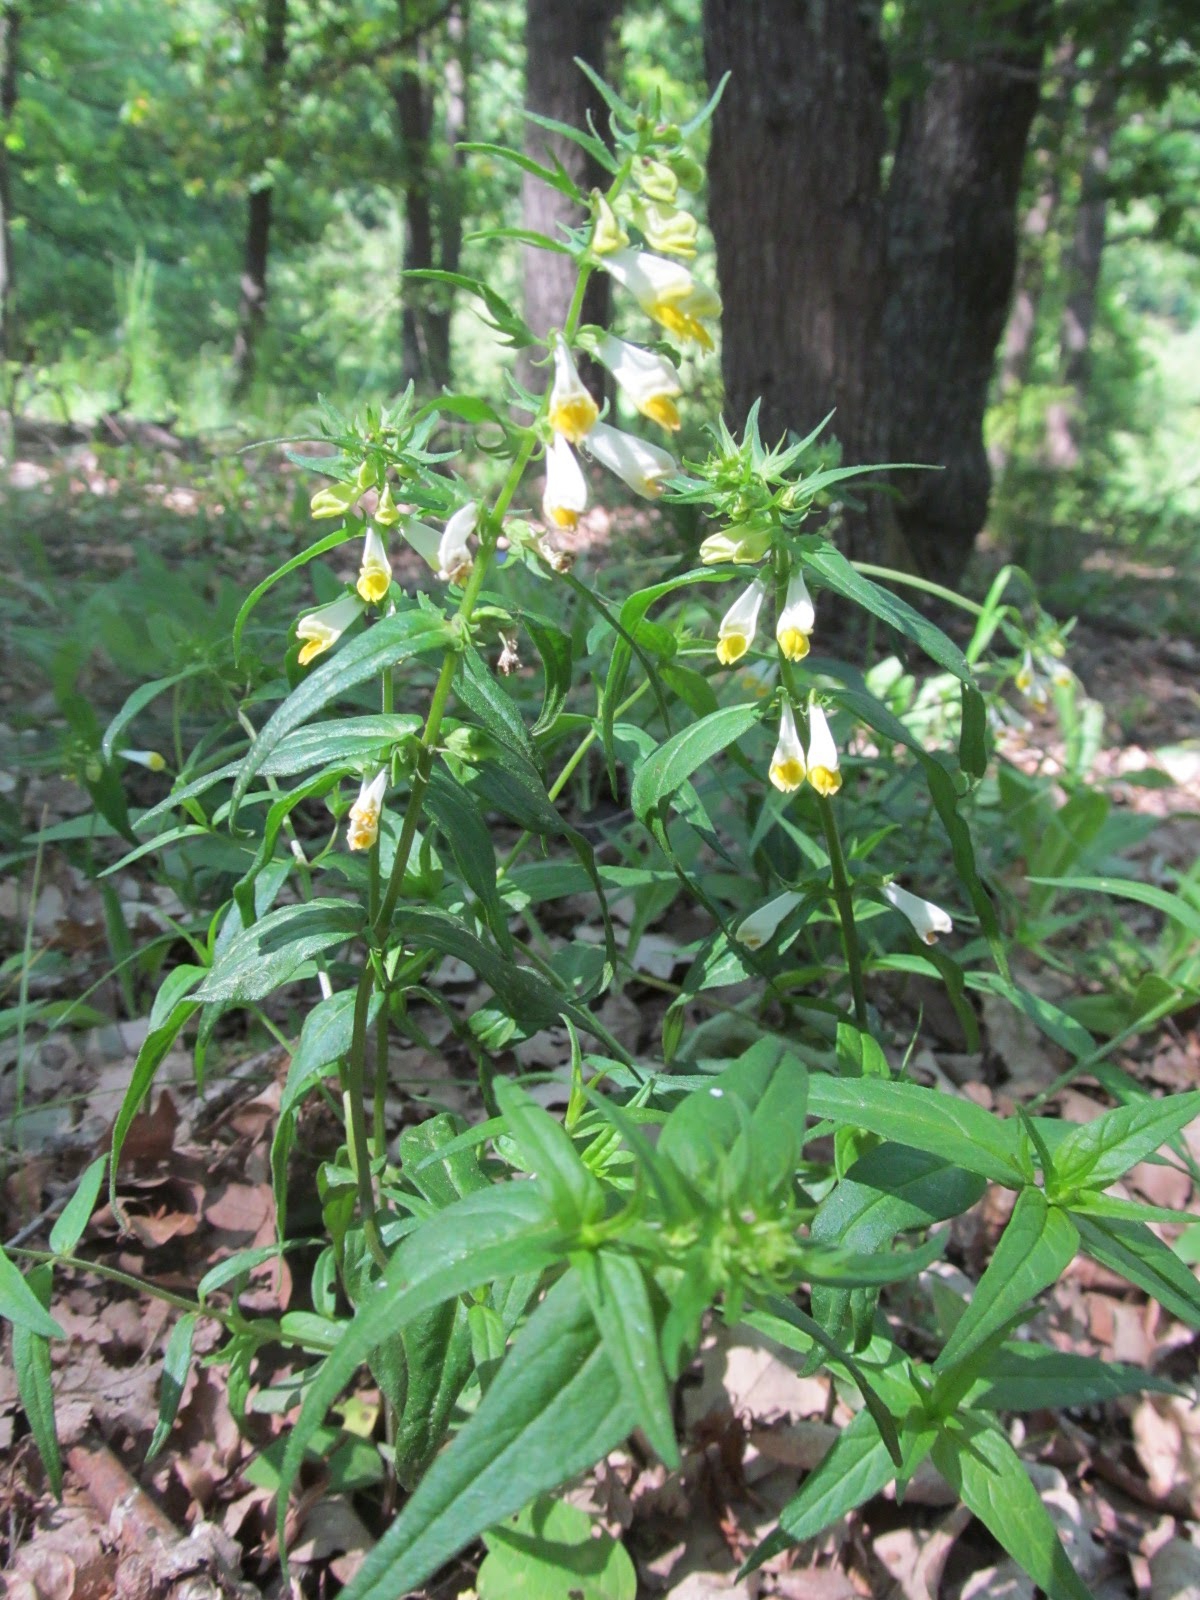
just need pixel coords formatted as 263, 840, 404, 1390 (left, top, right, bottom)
704, 0, 1048, 577
1043, 74, 1118, 469
231, 0, 288, 399
703, 0, 889, 492
881, 3, 1048, 580
521, 0, 621, 391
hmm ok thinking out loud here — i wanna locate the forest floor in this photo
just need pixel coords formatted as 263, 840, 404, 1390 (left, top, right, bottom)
1, 428, 1199, 1600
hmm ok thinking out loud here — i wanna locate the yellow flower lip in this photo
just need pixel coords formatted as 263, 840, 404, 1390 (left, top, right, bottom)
769, 701, 806, 793
777, 628, 810, 662
548, 338, 599, 444
805, 703, 841, 796
769, 757, 806, 792
717, 636, 748, 666
717, 580, 766, 668
808, 765, 842, 797
356, 526, 393, 604
542, 435, 588, 531
295, 593, 364, 666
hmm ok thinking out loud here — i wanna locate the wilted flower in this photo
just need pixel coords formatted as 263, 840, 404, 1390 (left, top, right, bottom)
591, 192, 629, 256
699, 525, 772, 566
736, 890, 803, 951
776, 571, 816, 661
596, 335, 682, 430
295, 593, 364, 666
602, 248, 721, 350
356, 526, 393, 604
583, 421, 675, 499
119, 749, 166, 772
716, 580, 766, 666
806, 702, 842, 796
310, 480, 359, 519
497, 631, 521, 675
347, 770, 387, 852
769, 702, 806, 793
438, 503, 477, 584
548, 337, 599, 444
542, 435, 588, 529
883, 882, 953, 945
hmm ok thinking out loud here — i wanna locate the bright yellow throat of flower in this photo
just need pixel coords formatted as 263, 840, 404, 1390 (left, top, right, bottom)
770, 757, 806, 793
357, 570, 391, 604
651, 302, 713, 350
716, 634, 749, 666
641, 395, 681, 430
549, 395, 599, 444
808, 765, 842, 797
777, 628, 811, 662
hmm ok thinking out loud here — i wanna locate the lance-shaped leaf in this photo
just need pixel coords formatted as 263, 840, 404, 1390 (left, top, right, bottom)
12, 1266, 62, 1496
632, 702, 763, 824
1074, 1213, 1200, 1327
338, 1272, 639, 1600
1053, 1091, 1200, 1193
197, 900, 364, 1005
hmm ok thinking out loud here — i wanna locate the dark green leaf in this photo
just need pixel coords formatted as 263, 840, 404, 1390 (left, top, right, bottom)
146, 1314, 197, 1462
196, 900, 364, 1005
1054, 1092, 1200, 1192
576, 1250, 678, 1467
1074, 1214, 1200, 1327
632, 703, 762, 823
971, 1342, 1179, 1412
12, 1267, 61, 1496
49, 1156, 107, 1256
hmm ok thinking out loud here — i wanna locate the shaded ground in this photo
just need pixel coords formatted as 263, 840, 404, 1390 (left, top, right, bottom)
2, 431, 1199, 1599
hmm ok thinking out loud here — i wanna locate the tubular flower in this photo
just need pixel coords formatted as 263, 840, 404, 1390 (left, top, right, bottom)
542, 435, 589, 529
310, 480, 359, 519
602, 249, 721, 350
596, 335, 682, 430
584, 421, 675, 499
438, 503, 477, 584
401, 518, 441, 571
296, 593, 364, 666
591, 192, 629, 256
883, 883, 953, 945
119, 748, 166, 772
635, 158, 679, 204
737, 890, 803, 951
347, 770, 388, 852
374, 482, 401, 526
716, 580, 767, 666
776, 571, 816, 661
635, 202, 699, 260
1015, 650, 1050, 710
356, 526, 393, 604
769, 702, 806, 793
548, 337, 599, 444
699, 524, 772, 566
806, 703, 842, 796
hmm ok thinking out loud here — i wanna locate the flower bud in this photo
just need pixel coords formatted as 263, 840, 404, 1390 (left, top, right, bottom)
374, 482, 401, 526
591, 192, 629, 256
636, 158, 678, 204
310, 481, 359, 519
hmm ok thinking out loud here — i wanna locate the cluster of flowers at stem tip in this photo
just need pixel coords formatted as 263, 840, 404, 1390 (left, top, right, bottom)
540, 162, 721, 532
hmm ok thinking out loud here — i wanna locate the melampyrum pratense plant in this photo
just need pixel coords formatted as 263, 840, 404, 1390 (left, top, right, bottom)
5, 67, 1199, 1600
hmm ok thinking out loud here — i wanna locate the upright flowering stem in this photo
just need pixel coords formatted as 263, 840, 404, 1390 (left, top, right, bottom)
816, 795, 868, 1031
345, 966, 387, 1269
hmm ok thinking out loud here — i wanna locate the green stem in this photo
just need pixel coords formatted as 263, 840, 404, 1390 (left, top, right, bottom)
850, 562, 985, 617
11, 1247, 226, 1322
817, 795, 869, 1031
345, 967, 387, 1271
373, 993, 389, 1156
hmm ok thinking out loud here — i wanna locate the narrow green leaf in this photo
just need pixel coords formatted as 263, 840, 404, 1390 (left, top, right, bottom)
1074, 1214, 1200, 1327
1054, 1092, 1200, 1191
971, 1342, 1179, 1412
932, 1190, 1078, 1389
339, 1274, 638, 1600
231, 609, 454, 821
426, 769, 513, 956
1029, 874, 1200, 942
496, 1080, 604, 1230
49, 1156, 108, 1257
146, 1313, 197, 1462
109, 997, 201, 1208
101, 667, 204, 763
196, 900, 364, 1005
576, 1250, 678, 1467
13, 1267, 61, 1496
931, 1415, 1094, 1600
631, 703, 762, 823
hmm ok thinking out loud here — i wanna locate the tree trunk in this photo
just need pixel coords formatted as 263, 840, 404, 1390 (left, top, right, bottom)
0, 0, 21, 451
704, 0, 890, 543
1044, 74, 1117, 469
521, 0, 620, 390
880, 3, 1047, 580
394, 6, 454, 390
231, 0, 288, 399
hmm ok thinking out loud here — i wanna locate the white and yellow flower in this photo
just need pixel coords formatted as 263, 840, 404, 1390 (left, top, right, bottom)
438, 503, 477, 584
295, 593, 364, 667
883, 883, 953, 945
596, 335, 682, 431
806, 702, 842, 796
356, 526, 393, 604
776, 571, 816, 661
119, 748, 167, 772
347, 770, 388, 852
716, 580, 766, 666
769, 702, 806, 793
583, 421, 675, 499
591, 192, 629, 256
737, 890, 803, 951
542, 434, 588, 529
699, 524, 772, 566
548, 337, 599, 444
602, 248, 721, 350
399, 518, 441, 571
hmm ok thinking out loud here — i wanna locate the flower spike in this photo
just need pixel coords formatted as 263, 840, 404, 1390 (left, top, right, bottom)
548, 337, 599, 444
716, 580, 766, 666
776, 571, 816, 662
883, 883, 953, 945
295, 593, 364, 667
356, 526, 393, 604
806, 702, 842, 796
769, 702, 806, 793
347, 770, 388, 852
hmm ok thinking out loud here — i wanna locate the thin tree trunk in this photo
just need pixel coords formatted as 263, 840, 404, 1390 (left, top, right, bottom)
1044, 75, 1117, 469
231, 0, 288, 398
879, 3, 1047, 581
703, 0, 890, 543
0, 0, 21, 452
394, 9, 451, 389
521, 0, 620, 393
432, 0, 469, 381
